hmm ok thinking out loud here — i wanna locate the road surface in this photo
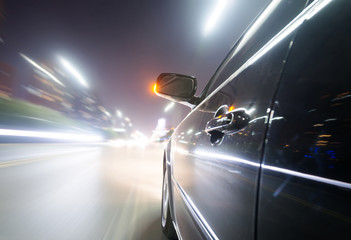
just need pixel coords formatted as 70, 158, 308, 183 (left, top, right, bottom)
0, 142, 168, 240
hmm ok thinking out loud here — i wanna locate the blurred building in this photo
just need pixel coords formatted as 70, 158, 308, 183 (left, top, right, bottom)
0, 39, 113, 132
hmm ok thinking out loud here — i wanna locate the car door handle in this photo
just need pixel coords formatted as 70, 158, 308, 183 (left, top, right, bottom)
205, 109, 250, 133
205, 107, 250, 145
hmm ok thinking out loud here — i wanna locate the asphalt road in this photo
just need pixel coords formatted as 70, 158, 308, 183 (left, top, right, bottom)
0, 142, 168, 240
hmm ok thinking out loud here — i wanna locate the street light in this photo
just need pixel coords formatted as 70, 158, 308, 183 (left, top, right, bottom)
203, 0, 228, 35
20, 53, 64, 86
59, 56, 88, 88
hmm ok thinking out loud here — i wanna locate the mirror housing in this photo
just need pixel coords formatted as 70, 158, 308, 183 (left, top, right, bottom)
155, 73, 200, 107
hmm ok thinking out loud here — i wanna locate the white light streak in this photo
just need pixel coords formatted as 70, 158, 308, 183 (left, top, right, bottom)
232, 0, 281, 57
195, 150, 260, 167
176, 181, 219, 240
20, 53, 64, 86
249, 116, 268, 124
113, 128, 126, 132
187, 129, 193, 134
204, 0, 228, 35
247, 0, 333, 67
0, 129, 102, 142
59, 57, 88, 88
164, 102, 175, 112
263, 164, 351, 189
306, 0, 332, 20
193, 0, 333, 115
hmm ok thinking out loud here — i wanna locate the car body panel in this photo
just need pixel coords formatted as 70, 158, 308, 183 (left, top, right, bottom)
258, 0, 351, 239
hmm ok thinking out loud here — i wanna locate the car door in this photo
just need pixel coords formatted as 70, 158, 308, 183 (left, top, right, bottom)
169, 0, 308, 239
257, 0, 351, 239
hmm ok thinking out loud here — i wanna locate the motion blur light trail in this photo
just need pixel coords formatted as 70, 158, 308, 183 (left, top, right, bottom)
58, 56, 89, 88
0, 129, 103, 142
19, 53, 64, 86
204, 0, 228, 35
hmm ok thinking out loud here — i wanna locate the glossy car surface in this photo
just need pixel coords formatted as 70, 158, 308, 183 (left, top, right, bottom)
156, 0, 351, 239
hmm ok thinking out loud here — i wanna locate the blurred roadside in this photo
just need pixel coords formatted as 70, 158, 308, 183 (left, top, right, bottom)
0, 37, 116, 143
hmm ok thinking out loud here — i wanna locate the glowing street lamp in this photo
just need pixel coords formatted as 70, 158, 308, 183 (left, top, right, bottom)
59, 57, 88, 88
203, 0, 228, 36
20, 53, 64, 86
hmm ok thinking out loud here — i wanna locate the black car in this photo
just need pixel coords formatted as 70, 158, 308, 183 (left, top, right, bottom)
155, 0, 351, 239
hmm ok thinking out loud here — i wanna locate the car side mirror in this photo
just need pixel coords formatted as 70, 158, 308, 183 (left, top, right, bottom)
155, 73, 199, 107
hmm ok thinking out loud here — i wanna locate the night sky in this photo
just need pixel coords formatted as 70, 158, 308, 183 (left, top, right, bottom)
0, 0, 269, 135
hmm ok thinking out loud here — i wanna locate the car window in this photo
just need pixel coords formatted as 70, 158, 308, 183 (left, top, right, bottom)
201, 0, 308, 98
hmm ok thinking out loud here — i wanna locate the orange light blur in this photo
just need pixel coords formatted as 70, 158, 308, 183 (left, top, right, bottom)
229, 106, 235, 111
153, 83, 157, 94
